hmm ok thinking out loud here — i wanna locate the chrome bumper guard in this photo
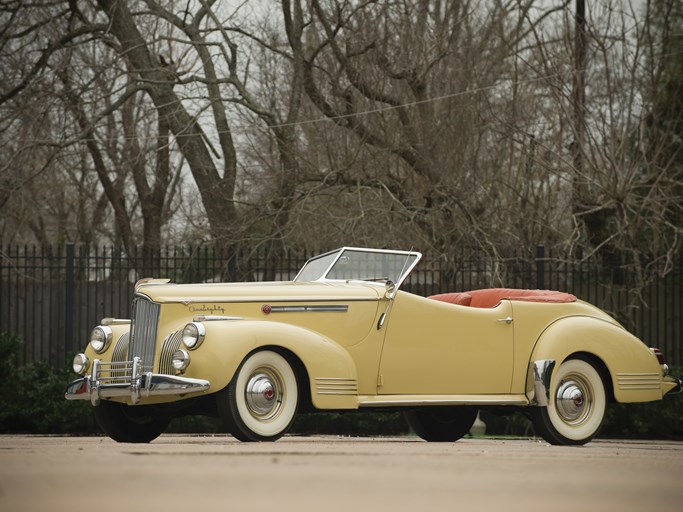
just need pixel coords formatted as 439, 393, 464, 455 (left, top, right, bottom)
666, 375, 682, 394
65, 357, 210, 406
531, 359, 556, 406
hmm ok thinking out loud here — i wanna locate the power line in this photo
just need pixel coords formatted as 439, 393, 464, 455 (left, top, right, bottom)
10, 69, 574, 146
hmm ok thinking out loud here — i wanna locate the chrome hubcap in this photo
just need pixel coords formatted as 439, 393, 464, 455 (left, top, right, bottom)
245, 369, 283, 419
555, 376, 592, 424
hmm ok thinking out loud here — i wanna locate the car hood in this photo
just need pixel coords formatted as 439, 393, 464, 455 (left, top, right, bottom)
136, 280, 383, 303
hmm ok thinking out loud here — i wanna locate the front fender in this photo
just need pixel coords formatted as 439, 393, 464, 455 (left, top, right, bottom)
182, 320, 358, 410
528, 316, 663, 403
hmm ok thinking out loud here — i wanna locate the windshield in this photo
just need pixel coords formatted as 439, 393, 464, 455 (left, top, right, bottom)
294, 248, 421, 288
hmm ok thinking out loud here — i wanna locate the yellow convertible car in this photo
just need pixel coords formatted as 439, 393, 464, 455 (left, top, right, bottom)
66, 247, 680, 445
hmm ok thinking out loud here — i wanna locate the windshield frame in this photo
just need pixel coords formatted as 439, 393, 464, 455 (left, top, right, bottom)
293, 247, 422, 291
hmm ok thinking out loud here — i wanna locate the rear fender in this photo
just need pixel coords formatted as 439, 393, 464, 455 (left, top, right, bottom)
182, 320, 358, 410
527, 316, 663, 403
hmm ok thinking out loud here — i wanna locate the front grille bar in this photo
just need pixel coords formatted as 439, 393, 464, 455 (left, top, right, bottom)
90, 357, 151, 406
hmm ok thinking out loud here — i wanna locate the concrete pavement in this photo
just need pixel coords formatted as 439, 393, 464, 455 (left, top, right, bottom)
0, 435, 680, 512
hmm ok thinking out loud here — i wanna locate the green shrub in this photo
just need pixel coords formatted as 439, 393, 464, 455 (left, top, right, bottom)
601, 379, 683, 440
0, 332, 96, 434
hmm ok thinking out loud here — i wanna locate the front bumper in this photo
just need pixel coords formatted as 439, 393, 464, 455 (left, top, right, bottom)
65, 357, 210, 406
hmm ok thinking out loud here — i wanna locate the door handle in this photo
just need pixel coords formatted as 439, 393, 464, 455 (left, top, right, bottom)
497, 316, 513, 324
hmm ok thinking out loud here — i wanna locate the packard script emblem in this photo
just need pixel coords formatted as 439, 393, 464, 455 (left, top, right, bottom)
187, 304, 226, 315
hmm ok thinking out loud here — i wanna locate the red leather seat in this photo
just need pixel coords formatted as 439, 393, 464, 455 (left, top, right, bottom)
428, 292, 473, 306
429, 288, 576, 308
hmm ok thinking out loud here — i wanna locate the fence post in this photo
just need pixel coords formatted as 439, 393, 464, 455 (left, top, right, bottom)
65, 242, 74, 364
536, 245, 545, 289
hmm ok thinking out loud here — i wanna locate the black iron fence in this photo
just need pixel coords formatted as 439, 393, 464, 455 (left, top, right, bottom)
1, 243, 681, 368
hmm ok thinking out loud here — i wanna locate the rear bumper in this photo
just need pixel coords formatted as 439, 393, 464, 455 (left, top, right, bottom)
65, 357, 210, 406
663, 375, 682, 396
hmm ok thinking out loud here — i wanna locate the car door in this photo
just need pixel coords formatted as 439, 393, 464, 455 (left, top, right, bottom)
377, 292, 514, 395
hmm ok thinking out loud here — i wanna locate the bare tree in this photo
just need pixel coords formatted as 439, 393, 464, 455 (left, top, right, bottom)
1, 0, 680, 292
280, 1, 572, 265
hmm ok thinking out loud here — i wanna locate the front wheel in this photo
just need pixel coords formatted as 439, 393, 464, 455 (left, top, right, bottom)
530, 357, 607, 445
218, 350, 299, 442
404, 406, 478, 442
93, 401, 169, 443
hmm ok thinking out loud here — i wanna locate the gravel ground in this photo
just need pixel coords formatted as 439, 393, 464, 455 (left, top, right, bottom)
0, 435, 681, 512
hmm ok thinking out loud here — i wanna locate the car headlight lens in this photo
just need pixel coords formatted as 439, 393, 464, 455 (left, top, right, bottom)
72, 353, 89, 375
89, 326, 113, 353
172, 349, 190, 372
182, 322, 205, 350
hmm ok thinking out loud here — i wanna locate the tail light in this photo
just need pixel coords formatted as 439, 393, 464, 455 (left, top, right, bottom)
650, 348, 669, 376
650, 347, 665, 364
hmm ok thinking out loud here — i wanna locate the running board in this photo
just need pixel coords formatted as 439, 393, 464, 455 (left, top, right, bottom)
358, 394, 529, 407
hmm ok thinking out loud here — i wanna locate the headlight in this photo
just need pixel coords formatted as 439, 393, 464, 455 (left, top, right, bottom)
172, 349, 190, 372
89, 326, 113, 353
72, 353, 89, 375
182, 322, 205, 350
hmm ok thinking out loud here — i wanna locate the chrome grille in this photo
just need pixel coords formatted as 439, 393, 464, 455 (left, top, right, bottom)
112, 333, 130, 363
159, 330, 183, 375
130, 296, 160, 371
110, 333, 130, 378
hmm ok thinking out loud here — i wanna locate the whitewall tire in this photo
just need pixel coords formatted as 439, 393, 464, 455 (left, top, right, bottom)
219, 350, 299, 442
531, 357, 607, 445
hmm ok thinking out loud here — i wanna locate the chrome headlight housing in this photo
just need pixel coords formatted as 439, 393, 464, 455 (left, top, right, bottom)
72, 353, 90, 375
89, 326, 113, 354
172, 349, 190, 372
182, 322, 205, 350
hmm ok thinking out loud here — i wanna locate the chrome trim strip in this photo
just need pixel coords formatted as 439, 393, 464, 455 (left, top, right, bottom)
617, 373, 659, 380
315, 377, 358, 395
616, 372, 660, 391
192, 315, 244, 322
165, 297, 376, 304
271, 305, 349, 313
358, 394, 529, 407
101, 318, 131, 326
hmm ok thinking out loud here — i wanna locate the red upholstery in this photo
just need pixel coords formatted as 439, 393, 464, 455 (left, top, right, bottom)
428, 292, 473, 306
429, 288, 576, 308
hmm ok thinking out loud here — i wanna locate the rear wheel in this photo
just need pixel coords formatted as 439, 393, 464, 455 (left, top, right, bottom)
530, 357, 606, 445
404, 406, 478, 442
93, 401, 169, 443
218, 350, 299, 442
